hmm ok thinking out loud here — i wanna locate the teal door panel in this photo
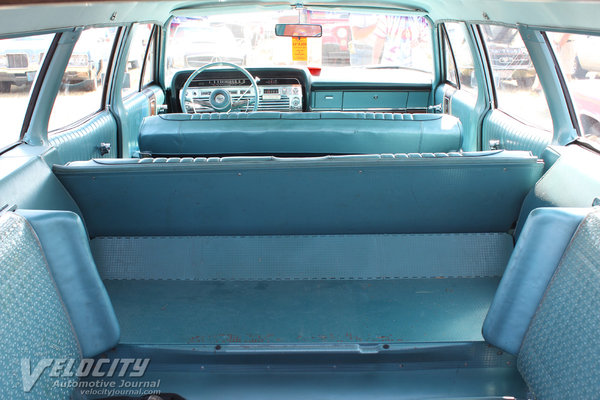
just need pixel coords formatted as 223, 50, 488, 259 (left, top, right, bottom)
48, 111, 117, 165
435, 84, 481, 151
482, 110, 551, 156
0, 145, 81, 215
120, 85, 165, 157
450, 90, 479, 151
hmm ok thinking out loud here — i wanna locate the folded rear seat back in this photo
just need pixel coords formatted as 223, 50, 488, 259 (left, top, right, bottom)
0, 209, 119, 398
54, 150, 543, 237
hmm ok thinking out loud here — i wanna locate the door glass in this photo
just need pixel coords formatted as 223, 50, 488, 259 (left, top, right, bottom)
445, 23, 478, 94
122, 24, 152, 97
547, 32, 600, 143
480, 25, 552, 131
0, 34, 54, 149
141, 31, 155, 87
48, 27, 118, 132
444, 32, 458, 86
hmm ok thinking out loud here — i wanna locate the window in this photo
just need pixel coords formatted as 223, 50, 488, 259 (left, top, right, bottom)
445, 22, 478, 93
166, 11, 433, 85
480, 25, 552, 131
443, 31, 458, 86
141, 29, 155, 88
121, 24, 152, 98
48, 27, 118, 132
547, 32, 600, 144
0, 33, 54, 149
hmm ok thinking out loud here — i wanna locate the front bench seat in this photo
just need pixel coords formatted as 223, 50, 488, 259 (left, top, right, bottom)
138, 112, 463, 157
0, 209, 119, 398
483, 207, 600, 399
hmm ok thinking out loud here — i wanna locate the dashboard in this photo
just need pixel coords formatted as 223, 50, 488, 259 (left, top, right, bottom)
171, 68, 308, 113
169, 67, 433, 114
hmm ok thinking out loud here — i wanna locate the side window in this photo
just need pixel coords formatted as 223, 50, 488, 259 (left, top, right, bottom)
546, 32, 600, 144
121, 24, 152, 98
0, 34, 54, 149
480, 25, 552, 131
48, 27, 118, 133
445, 22, 478, 94
141, 29, 156, 88
443, 31, 458, 86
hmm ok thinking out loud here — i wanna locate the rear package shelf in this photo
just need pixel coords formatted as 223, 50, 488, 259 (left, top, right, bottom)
104, 278, 500, 344
94, 233, 511, 345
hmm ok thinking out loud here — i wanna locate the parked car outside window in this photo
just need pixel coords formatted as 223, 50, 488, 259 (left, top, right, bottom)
547, 32, 600, 143
48, 27, 118, 132
0, 34, 53, 149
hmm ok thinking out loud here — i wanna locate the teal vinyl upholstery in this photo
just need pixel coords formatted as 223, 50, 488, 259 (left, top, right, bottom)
120, 86, 166, 157
17, 209, 120, 357
0, 147, 82, 217
517, 209, 600, 399
54, 151, 543, 237
138, 112, 463, 157
121, 91, 150, 157
482, 207, 588, 354
515, 145, 600, 237
484, 207, 600, 398
482, 110, 551, 157
0, 211, 80, 398
49, 111, 117, 164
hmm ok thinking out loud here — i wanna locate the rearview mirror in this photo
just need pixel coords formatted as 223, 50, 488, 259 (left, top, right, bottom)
275, 24, 322, 38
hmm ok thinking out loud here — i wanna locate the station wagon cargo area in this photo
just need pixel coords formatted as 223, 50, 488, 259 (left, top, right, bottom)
1, 1, 600, 399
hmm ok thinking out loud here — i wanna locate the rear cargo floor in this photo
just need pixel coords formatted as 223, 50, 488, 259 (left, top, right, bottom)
104, 277, 499, 345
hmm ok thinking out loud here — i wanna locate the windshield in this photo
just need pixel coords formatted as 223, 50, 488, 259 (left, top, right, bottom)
166, 10, 433, 84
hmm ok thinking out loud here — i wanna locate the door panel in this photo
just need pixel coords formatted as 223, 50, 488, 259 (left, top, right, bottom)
120, 85, 165, 157
450, 90, 480, 151
0, 146, 81, 215
482, 110, 551, 156
49, 111, 117, 164
435, 84, 481, 151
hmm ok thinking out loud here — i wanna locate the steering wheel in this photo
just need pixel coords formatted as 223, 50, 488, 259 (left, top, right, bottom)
180, 62, 259, 113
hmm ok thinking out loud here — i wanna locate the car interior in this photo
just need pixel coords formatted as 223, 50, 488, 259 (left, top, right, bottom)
1, 1, 600, 399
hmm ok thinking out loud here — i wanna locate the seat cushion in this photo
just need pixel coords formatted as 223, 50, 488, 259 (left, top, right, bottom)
138, 112, 463, 157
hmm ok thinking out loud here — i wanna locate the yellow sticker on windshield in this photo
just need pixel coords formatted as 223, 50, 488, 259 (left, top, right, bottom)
292, 37, 308, 61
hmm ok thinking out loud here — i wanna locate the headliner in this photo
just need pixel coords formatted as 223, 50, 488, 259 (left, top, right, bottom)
0, 0, 599, 37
